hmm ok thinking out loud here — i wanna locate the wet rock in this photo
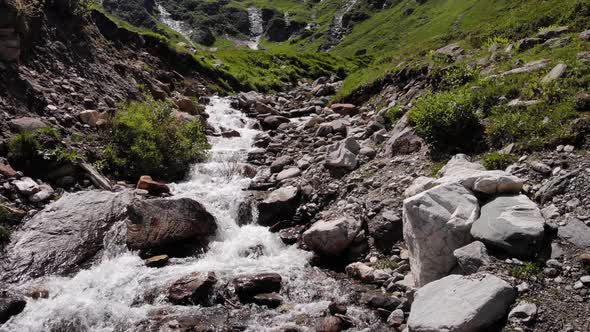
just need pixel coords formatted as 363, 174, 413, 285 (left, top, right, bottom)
0, 288, 26, 324
315, 316, 343, 332
362, 291, 401, 311
303, 216, 363, 257
9, 117, 48, 132
233, 273, 282, 301
0, 190, 133, 282
237, 199, 254, 226
387, 309, 405, 327
471, 195, 545, 258
408, 274, 516, 332
257, 186, 301, 227
453, 241, 491, 274
345, 262, 376, 283
221, 129, 240, 138
328, 301, 347, 315
136, 175, 170, 196
252, 293, 283, 308
144, 255, 169, 268
403, 183, 479, 286
168, 272, 217, 306
261, 115, 290, 131
278, 225, 305, 245
126, 198, 217, 252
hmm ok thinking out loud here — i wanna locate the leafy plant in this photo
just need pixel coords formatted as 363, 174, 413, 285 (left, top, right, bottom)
102, 96, 210, 181
409, 90, 484, 157
373, 259, 399, 270
385, 106, 405, 124
482, 152, 517, 170
510, 262, 542, 280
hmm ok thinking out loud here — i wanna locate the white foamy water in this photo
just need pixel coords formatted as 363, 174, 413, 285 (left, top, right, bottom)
1, 97, 376, 331
247, 7, 264, 50
157, 2, 194, 45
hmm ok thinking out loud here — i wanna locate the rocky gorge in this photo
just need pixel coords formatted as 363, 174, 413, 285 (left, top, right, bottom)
1, 0, 590, 332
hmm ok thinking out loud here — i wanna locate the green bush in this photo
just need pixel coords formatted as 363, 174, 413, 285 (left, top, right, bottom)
0, 206, 7, 224
385, 106, 405, 124
103, 97, 210, 181
0, 225, 10, 246
482, 152, 517, 170
409, 90, 484, 157
8, 131, 41, 170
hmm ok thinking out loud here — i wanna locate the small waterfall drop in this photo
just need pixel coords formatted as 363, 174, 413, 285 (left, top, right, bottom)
247, 7, 264, 50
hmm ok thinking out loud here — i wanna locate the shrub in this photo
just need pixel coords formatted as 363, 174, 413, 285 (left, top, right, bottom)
385, 106, 405, 124
0, 206, 7, 224
0, 226, 10, 246
409, 90, 484, 157
431, 63, 477, 91
482, 152, 517, 170
8, 131, 41, 170
103, 97, 210, 181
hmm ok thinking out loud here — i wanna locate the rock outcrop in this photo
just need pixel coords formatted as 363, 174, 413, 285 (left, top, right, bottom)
408, 274, 516, 331
403, 183, 479, 286
0, 190, 133, 282
303, 216, 363, 257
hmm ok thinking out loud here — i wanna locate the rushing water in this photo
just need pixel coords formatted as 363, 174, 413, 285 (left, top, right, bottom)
247, 7, 264, 50
1, 97, 376, 331
157, 2, 194, 45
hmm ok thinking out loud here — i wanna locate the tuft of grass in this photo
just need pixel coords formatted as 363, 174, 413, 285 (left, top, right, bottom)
510, 262, 542, 280
482, 152, 518, 170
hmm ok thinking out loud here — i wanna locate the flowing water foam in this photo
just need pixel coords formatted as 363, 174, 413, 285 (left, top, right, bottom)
2, 97, 376, 331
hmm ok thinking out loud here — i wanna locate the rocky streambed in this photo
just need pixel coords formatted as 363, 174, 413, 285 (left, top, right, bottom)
1, 75, 590, 332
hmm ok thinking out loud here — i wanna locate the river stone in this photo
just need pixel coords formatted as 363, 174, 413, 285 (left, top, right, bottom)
233, 273, 282, 301
471, 195, 545, 258
408, 274, 516, 332
0, 190, 133, 282
403, 183, 479, 286
168, 272, 217, 306
252, 293, 283, 308
270, 156, 293, 173
345, 262, 376, 283
276, 167, 301, 181
302, 216, 363, 257
261, 115, 289, 131
453, 241, 491, 274
126, 198, 217, 251
257, 186, 300, 226
0, 288, 26, 324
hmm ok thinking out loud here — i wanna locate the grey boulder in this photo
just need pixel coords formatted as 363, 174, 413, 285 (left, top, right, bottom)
303, 216, 363, 257
403, 183, 479, 286
453, 241, 491, 275
471, 195, 545, 258
0, 190, 133, 283
408, 273, 516, 332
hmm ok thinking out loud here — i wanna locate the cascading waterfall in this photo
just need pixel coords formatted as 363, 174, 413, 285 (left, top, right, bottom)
1, 97, 377, 331
247, 7, 264, 50
321, 0, 359, 51
157, 2, 194, 45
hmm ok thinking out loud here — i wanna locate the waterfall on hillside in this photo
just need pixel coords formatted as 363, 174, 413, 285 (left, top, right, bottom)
157, 2, 195, 46
321, 0, 359, 51
247, 7, 264, 50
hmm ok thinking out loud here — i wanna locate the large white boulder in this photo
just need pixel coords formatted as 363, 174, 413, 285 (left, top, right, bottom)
408, 273, 516, 332
302, 216, 363, 256
403, 183, 479, 286
471, 195, 545, 258
407, 154, 524, 197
